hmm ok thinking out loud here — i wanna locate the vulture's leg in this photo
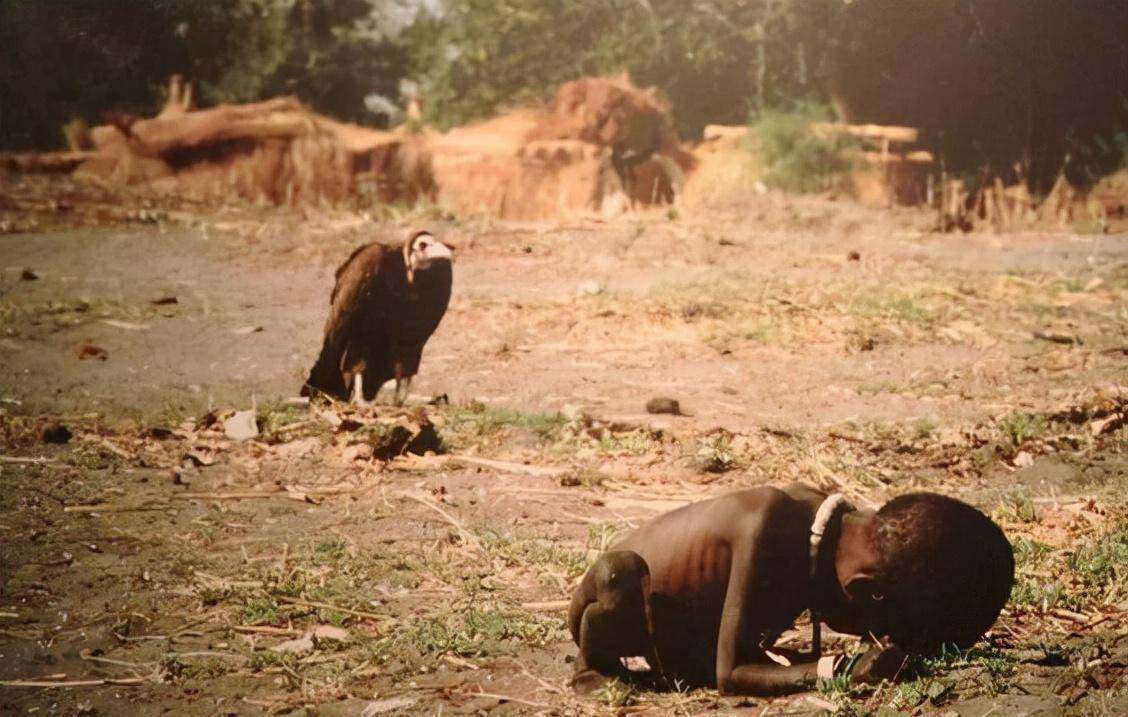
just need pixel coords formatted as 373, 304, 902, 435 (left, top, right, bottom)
393, 376, 412, 406
351, 374, 371, 407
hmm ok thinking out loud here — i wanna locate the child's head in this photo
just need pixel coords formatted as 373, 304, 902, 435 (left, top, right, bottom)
864, 493, 1014, 652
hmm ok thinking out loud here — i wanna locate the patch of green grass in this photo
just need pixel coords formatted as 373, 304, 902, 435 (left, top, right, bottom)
478, 529, 588, 583
1008, 521, 1128, 612
1010, 536, 1069, 609
249, 649, 299, 671
749, 101, 859, 194
405, 606, 564, 658
595, 428, 663, 456
693, 433, 743, 473
181, 657, 234, 680
919, 644, 1015, 694
311, 536, 350, 566
850, 292, 936, 325
1003, 489, 1038, 523
189, 516, 219, 543
243, 597, 283, 625
855, 380, 908, 397
1010, 578, 1070, 610
558, 467, 608, 488
65, 445, 122, 471
595, 678, 638, 708
649, 272, 755, 314
1068, 520, 1128, 600
138, 401, 194, 431
999, 412, 1047, 447
703, 318, 783, 350
160, 653, 236, 681
257, 400, 312, 443
441, 401, 567, 443
586, 522, 622, 553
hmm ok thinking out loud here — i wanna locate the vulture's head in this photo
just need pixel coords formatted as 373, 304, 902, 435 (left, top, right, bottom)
404, 230, 453, 284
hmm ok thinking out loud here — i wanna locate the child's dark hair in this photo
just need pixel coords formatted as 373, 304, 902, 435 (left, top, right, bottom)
869, 493, 1014, 652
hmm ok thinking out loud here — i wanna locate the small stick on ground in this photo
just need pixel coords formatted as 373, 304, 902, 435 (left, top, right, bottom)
520, 600, 570, 612
173, 491, 283, 501
232, 625, 303, 637
407, 494, 482, 550
0, 456, 58, 465
458, 689, 550, 709
0, 677, 145, 688
274, 596, 385, 622
63, 503, 170, 513
449, 454, 568, 478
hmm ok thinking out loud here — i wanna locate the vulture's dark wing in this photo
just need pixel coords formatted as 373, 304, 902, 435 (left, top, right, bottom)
303, 243, 394, 398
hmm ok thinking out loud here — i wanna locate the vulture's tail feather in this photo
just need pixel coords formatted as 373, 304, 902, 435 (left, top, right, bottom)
303, 346, 348, 400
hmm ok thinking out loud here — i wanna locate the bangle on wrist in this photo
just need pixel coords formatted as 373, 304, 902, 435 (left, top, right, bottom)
816, 654, 841, 679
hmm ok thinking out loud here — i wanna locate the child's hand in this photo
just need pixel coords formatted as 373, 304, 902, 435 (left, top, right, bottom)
847, 644, 908, 684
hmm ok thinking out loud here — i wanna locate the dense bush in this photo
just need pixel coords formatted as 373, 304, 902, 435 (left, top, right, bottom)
750, 103, 858, 194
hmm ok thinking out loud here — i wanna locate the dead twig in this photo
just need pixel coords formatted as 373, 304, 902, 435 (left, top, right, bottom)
63, 503, 170, 513
173, 491, 283, 500
457, 688, 550, 709
274, 596, 385, 622
232, 625, 303, 637
520, 600, 570, 612
407, 494, 482, 551
448, 454, 568, 478
0, 456, 57, 465
0, 677, 145, 688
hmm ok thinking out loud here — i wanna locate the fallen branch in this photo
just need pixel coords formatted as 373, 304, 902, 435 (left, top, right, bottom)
448, 454, 567, 478
274, 596, 385, 622
519, 600, 570, 612
232, 625, 303, 637
63, 503, 170, 513
407, 494, 482, 550
457, 689, 549, 709
0, 677, 144, 688
0, 456, 57, 465
1050, 607, 1092, 624
173, 491, 283, 501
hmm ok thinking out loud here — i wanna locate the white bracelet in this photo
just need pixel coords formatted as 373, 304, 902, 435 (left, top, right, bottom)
816, 655, 840, 679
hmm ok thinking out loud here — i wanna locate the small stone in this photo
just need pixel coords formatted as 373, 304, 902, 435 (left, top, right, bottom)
1012, 451, 1034, 468
343, 443, 374, 461
41, 423, 72, 444
576, 280, 603, 297
75, 341, 108, 361
271, 634, 314, 654
223, 410, 259, 441
646, 397, 682, 415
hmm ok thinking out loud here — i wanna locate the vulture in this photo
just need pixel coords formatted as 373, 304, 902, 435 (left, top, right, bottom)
302, 230, 453, 405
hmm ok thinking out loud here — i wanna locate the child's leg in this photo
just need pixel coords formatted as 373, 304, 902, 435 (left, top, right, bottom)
571, 551, 662, 691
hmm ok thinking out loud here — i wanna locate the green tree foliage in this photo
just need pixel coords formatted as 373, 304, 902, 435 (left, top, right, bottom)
405, 0, 834, 135
751, 102, 857, 194
819, 0, 1128, 191
2, 0, 1126, 195
0, 0, 407, 150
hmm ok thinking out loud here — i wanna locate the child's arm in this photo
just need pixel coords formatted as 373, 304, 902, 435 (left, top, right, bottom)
719, 644, 908, 696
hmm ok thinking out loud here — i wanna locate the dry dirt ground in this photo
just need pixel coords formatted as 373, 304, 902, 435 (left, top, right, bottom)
1, 194, 1127, 717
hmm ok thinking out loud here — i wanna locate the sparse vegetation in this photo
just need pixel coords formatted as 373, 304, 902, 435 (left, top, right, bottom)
749, 102, 859, 194
2, 205, 1127, 716
1001, 412, 1048, 447
403, 606, 564, 658
439, 401, 567, 445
